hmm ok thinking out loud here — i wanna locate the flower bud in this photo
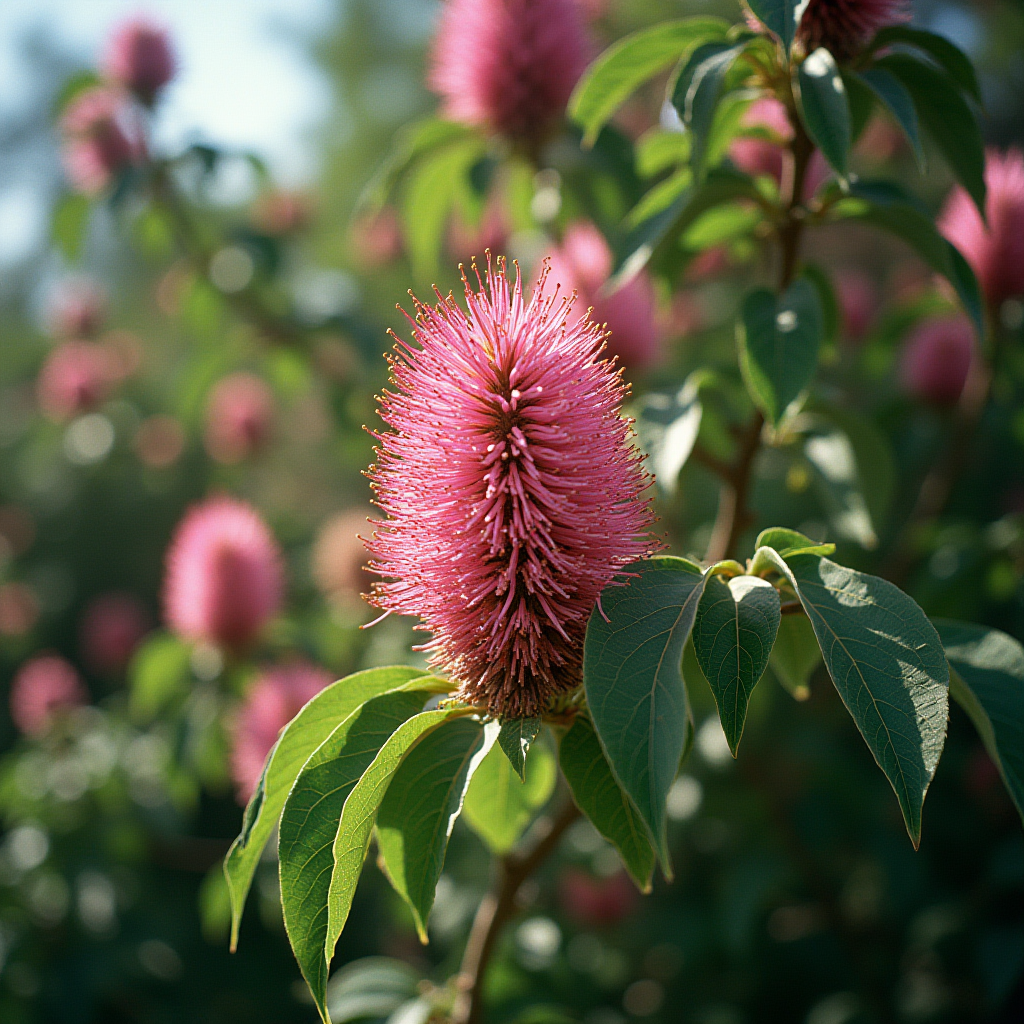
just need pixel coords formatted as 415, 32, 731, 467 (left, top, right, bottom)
312, 510, 372, 610
204, 373, 275, 465
37, 341, 117, 422
47, 279, 107, 339
899, 316, 975, 407
60, 86, 144, 195
102, 17, 176, 104
80, 592, 150, 673
10, 655, 87, 736
836, 270, 878, 345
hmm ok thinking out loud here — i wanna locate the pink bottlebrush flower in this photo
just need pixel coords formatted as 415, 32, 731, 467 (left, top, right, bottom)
230, 662, 332, 803
367, 256, 655, 717
102, 16, 176, 104
797, 0, 909, 60
203, 373, 275, 465
80, 592, 150, 673
544, 222, 662, 370
899, 315, 975, 406
163, 497, 284, 651
312, 510, 373, 609
46, 279, 107, 340
428, 0, 590, 148
836, 270, 878, 344
60, 86, 144, 195
36, 341, 117, 422
939, 148, 1024, 311
10, 655, 87, 736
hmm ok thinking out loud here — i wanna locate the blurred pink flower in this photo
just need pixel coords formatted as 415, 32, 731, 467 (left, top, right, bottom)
80, 592, 150, 673
836, 270, 878, 344
428, 0, 590, 147
939, 148, 1024, 311
899, 316, 975, 406
204, 373, 275, 465
312, 510, 373, 609
797, 0, 909, 59
351, 207, 404, 268
559, 868, 638, 927
163, 497, 284, 651
102, 16, 176, 104
448, 196, 510, 260
60, 86, 144, 195
230, 662, 332, 803
36, 341, 117, 422
10, 655, 87, 736
46, 279, 107, 339
252, 190, 312, 236
544, 222, 662, 370
0, 583, 39, 637
367, 256, 655, 717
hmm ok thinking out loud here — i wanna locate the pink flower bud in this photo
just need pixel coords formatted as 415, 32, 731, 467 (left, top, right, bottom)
10, 655, 87, 736
544, 222, 662, 370
80, 592, 150, 673
559, 868, 638, 927
36, 341, 117, 422
794, 0, 910, 60
102, 17, 176, 104
230, 662, 332, 802
61, 86, 144, 195
204, 373, 275, 465
134, 414, 186, 469
46, 279, 107, 339
428, 0, 590, 147
835, 270, 878, 344
252, 190, 312, 236
163, 497, 284, 651
312, 510, 372, 609
939, 148, 1024, 311
899, 316, 975, 406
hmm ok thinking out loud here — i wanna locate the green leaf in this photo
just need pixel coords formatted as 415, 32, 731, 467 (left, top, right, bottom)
671, 40, 751, 180
278, 689, 432, 1020
377, 719, 495, 939
876, 53, 986, 219
402, 137, 485, 280
746, 0, 802, 52
934, 620, 1024, 823
869, 26, 981, 103
326, 957, 421, 1024
635, 373, 705, 496
128, 633, 191, 722
570, 18, 729, 146
797, 48, 851, 180
51, 193, 91, 262
324, 710, 469, 991
559, 715, 655, 890
803, 427, 879, 549
841, 68, 876, 144
498, 717, 542, 780
756, 550, 949, 846
800, 264, 840, 349
584, 557, 707, 868
463, 732, 557, 855
855, 66, 925, 170
770, 614, 821, 700
682, 202, 763, 249
755, 527, 835, 558
636, 130, 691, 178
223, 666, 438, 952
738, 279, 823, 427
693, 575, 782, 754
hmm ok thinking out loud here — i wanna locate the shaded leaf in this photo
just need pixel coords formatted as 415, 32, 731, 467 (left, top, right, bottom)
693, 575, 782, 754
869, 26, 981, 103
935, 620, 1024, 823
584, 557, 707, 867
51, 193, 91, 262
559, 715, 655, 890
804, 428, 878, 548
128, 633, 191, 723
570, 18, 729, 146
463, 732, 557, 855
326, 957, 421, 1024
855, 66, 925, 170
746, 0, 802, 51
755, 527, 835, 558
797, 48, 851, 179
498, 717, 542, 780
770, 614, 821, 700
635, 374, 705, 495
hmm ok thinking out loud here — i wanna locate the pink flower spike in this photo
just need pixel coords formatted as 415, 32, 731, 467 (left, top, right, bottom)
47, 278, 108, 340
230, 662, 332, 803
204, 373, 275, 465
102, 16, 176, 104
428, 0, 590, 148
11, 655, 87, 737
37, 341, 117, 422
163, 497, 284, 652
899, 315, 975, 407
796, 0, 910, 60
80, 592, 150, 673
939, 148, 1024, 311
60, 86, 144, 195
367, 255, 656, 718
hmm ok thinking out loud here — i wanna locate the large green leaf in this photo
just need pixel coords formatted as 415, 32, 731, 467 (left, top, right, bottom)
671, 40, 751, 180
224, 666, 438, 950
797, 48, 851, 180
855, 66, 925, 170
498, 717, 542, 781
746, 0, 802, 51
377, 718, 495, 939
877, 53, 986, 219
868, 26, 981, 103
278, 689, 432, 1021
738, 280, 823, 426
559, 715, 656, 891
570, 18, 729, 146
770, 614, 821, 700
935, 620, 1024, 823
635, 374, 705, 496
324, 709, 469, 986
693, 575, 782, 754
463, 732, 557, 855
128, 632, 190, 722
754, 549, 949, 846
584, 557, 707, 867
